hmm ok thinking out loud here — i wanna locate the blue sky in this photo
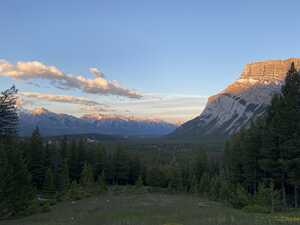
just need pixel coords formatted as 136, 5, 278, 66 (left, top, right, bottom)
0, 0, 300, 123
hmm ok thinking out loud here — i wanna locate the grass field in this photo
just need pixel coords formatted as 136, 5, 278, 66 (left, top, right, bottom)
1, 192, 300, 225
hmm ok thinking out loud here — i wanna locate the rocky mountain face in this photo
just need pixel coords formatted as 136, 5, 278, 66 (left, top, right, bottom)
19, 108, 177, 137
171, 58, 300, 139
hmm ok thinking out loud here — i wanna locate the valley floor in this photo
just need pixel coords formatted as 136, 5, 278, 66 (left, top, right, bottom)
1, 192, 300, 225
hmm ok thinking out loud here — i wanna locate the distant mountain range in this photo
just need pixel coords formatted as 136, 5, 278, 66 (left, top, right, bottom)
19, 107, 178, 137
171, 58, 300, 139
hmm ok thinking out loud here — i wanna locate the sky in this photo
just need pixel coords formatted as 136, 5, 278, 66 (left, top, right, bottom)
1, 0, 300, 124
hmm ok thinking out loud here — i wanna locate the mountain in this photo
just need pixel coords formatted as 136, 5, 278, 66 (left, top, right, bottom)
81, 114, 176, 136
171, 58, 300, 139
19, 107, 177, 137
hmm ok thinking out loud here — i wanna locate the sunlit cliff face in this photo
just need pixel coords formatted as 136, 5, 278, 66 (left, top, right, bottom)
172, 58, 300, 138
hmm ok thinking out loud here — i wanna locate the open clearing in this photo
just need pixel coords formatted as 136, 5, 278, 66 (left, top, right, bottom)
1, 193, 300, 225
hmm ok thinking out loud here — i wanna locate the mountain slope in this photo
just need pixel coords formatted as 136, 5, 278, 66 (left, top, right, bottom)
19, 108, 177, 137
171, 58, 300, 139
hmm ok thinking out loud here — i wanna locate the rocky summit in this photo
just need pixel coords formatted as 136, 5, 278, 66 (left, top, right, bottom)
171, 58, 300, 139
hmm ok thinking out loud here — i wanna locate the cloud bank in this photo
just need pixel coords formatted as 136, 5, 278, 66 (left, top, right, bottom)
0, 59, 142, 99
111, 94, 208, 124
20, 92, 106, 107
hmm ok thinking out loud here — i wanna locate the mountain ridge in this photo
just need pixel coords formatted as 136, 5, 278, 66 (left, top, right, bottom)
170, 58, 300, 139
19, 107, 178, 137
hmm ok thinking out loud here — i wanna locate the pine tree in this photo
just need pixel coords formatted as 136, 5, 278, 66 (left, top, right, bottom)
94, 144, 106, 178
241, 120, 263, 194
0, 86, 18, 136
98, 171, 108, 193
129, 155, 142, 185
28, 127, 45, 189
60, 136, 70, 160
224, 131, 245, 185
43, 168, 56, 198
193, 150, 208, 183
135, 175, 144, 188
113, 146, 129, 185
69, 140, 80, 181
80, 161, 94, 188
68, 181, 82, 200
56, 160, 70, 193
1, 146, 34, 216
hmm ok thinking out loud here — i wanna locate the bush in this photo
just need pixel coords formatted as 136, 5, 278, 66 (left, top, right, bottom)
40, 201, 51, 213
67, 181, 85, 200
228, 184, 250, 208
251, 183, 281, 212
242, 204, 270, 214
20, 200, 39, 216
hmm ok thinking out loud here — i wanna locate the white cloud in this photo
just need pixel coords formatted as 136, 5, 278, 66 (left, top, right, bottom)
0, 59, 142, 99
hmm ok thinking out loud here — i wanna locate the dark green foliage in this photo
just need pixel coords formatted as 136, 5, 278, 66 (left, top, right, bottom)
56, 160, 70, 193
135, 175, 144, 188
43, 168, 56, 198
97, 171, 108, 193
0, 86, 18, 136
193, 150, 208, 182
80, 161, 94, 188
68, 181, 84, 200
113, 146, 130, 185
28, 127, 45, 189
0, 145, 34, 217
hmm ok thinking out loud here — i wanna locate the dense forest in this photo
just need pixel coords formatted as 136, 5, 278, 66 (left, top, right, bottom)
1, 63, 300, 218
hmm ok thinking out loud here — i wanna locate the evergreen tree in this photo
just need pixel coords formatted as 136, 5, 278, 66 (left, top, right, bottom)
0, 86, 18, 136
193, 150, 208, 183
241, 120, 263, 194
129, 155, 142, 185
28, 127, 45, 189
69, 140, 80, 181
135, 175, 144, 188
60, 136, 70, 160
56, 160, 70, 193
43, 168, 56, 198
0, 146, 34, 216
98, 171, 108, 192
94, 144, 106, 178
80, 161, 94, 188
113, 146, 129, 185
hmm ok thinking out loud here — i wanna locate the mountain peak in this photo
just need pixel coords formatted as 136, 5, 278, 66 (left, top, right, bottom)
241, 58, 300, 82
81, 113, 172, 124
171, 58, 300, 139
31, 107, 50, 115
81, 113, 133, 121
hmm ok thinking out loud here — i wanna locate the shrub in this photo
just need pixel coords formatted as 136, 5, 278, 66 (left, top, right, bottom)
228, 184, 250, 208
40, 201, 51, 213
242, 204, 270, 214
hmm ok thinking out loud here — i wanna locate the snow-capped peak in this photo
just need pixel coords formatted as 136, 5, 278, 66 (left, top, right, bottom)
31, 107, 50, 115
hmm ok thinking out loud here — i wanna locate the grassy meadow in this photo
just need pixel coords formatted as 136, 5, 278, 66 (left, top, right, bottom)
1, 191, 300, 225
